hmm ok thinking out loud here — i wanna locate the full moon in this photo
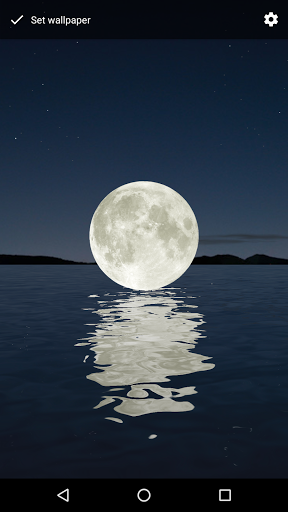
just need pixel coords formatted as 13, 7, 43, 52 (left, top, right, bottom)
89, 181, 199, 291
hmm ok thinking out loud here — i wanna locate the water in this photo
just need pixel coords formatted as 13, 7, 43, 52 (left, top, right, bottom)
1, 265, 288, 481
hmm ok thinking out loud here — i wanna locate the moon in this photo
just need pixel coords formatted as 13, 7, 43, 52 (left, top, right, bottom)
89, 181, 199, 291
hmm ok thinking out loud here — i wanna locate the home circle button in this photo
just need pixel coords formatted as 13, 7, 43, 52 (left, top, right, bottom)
137, 488, 151, 502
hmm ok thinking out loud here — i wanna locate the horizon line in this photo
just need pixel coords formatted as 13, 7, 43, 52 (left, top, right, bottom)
1, 252, 288, 264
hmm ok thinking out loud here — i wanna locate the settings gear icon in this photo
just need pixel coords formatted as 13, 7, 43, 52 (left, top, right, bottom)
264, 12, 278, 27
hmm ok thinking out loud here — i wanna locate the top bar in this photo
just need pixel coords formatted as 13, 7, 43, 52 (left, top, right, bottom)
2, 7, 287, 38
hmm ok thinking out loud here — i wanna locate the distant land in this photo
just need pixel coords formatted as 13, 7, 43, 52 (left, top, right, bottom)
0, 254, 288, 264
192, 254, 288, 264
0, 255, 95, 264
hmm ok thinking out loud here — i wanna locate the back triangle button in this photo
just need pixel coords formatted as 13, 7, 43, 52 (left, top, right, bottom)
57, 488, 69, 502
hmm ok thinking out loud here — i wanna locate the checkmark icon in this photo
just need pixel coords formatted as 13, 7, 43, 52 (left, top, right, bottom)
11, 15, 24, 25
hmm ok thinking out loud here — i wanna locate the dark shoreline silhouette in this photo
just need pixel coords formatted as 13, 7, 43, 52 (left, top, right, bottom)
0, 253, 288, 265
192, 254, 288, 265
0, 255, 96, 265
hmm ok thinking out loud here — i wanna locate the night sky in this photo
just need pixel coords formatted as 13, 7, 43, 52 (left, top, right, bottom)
1, 38, 288, 262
